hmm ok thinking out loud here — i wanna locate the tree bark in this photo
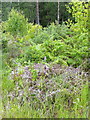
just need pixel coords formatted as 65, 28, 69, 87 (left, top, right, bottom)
36, 0, 40, 25
18, 0, 20, 11
57, 1, 60, 24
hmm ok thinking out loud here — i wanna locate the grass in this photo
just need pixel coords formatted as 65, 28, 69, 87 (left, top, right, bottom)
2, 83, 88, 118
2, 64, 88, 118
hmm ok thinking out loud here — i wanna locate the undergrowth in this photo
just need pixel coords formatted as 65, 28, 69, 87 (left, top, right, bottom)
1, 2, 89, 118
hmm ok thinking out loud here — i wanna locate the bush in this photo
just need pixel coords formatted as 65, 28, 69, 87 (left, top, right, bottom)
5, 9, 28, 37
22, 45, 44, 63
26, 23, 72, 44
32, 30, 51, 44
46, 22, 71, 40
2, 7, 88, 68
21, 34, 88, 67
66, 2, 88, 34
27, 24, 42, 39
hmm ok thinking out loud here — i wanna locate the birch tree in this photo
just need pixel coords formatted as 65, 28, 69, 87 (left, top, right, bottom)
18, 0, 20, 11
36, 0, 40, 25
57, 0, 60, 24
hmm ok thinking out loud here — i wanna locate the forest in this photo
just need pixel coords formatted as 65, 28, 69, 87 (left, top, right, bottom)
0, 1, 89, 118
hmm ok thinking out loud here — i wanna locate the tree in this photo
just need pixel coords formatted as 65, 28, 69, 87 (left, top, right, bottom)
36, 0, 40, 25
67, 2, 88, 33
18, 0, 20, 11
1, 2, 71, 26
39, 2, 57, 26
19, 2, 36, 23
57, 0, 60, 24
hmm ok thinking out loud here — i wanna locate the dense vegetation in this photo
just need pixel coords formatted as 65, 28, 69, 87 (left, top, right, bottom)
1, 2, 89, 118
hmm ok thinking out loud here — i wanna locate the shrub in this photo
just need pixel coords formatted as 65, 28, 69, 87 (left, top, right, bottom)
66, 2, 88, 34
46, 22, 71, 40
65, 2, 88, 67
19, 35, 88, 67
22, 45, 44, 63
32, 30, 51, 44
5, 9, 28, 37
27, 23, 72, 44
27, 24, 42, 39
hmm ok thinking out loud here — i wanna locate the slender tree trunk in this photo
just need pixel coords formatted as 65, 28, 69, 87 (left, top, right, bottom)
11, 0, 12, 9
36, 0, 40, 25
18, 0, 20, 11
57, 1, 60, 24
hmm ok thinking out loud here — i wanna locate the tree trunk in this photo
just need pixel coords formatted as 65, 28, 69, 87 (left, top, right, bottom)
57, 1, 60, 24
10, 0, 12, 9
18, 0, 20, 11
36, 0, 40, 25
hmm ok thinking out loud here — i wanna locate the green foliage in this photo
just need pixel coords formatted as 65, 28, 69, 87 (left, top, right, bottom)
29, 22, 71, 44
46, 22, 71, 39
21, 29, 88, 67
66, 2, 88, 34
2, 17, 88, 67
40, 2, 70, 26
27, 24, 42, 39
65, 2, 88, 66
5, 9, 28, 37
2, 22, 87, 67
32, 29, 51, 44
2, 4, 89, 118
23, 45, 44, 63
1, 2, 71, 26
